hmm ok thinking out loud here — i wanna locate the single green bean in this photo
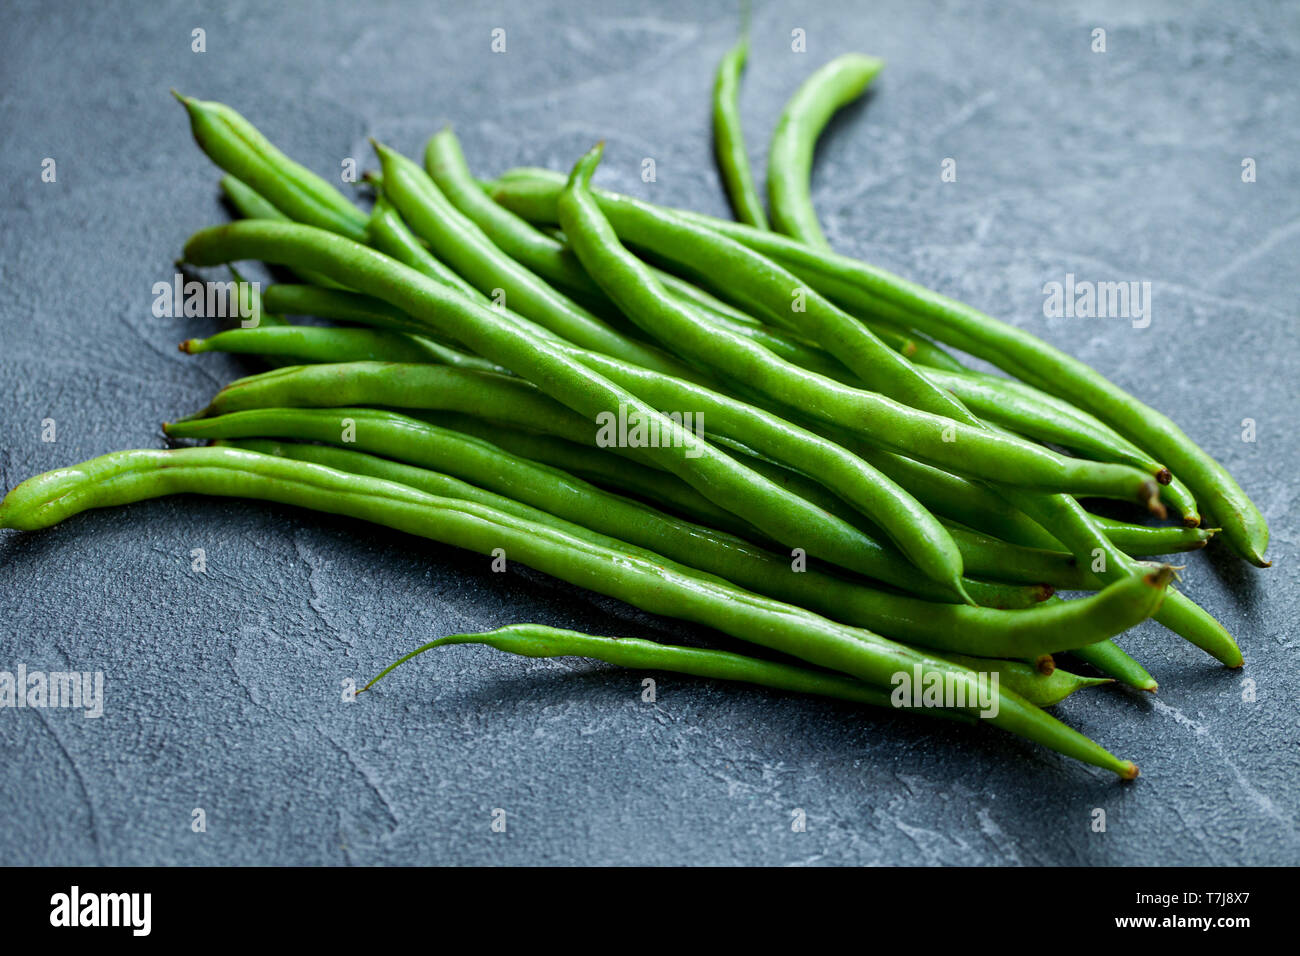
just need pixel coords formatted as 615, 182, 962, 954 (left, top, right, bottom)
1068, 640, 1159, 693
176, 93, 368, 241
181, 326, 492, 369
931, 652, 1113, 707
713, 32, 769, 228
363, 624, 960, 713
768, 53, 884, 247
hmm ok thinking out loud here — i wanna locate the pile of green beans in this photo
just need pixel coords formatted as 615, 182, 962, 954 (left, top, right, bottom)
0, 33, 1269, 781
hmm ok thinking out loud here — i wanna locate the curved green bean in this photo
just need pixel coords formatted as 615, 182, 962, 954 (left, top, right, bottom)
176, 93, 368, 241
768, 53, 884, 247
713, 32, 769, 228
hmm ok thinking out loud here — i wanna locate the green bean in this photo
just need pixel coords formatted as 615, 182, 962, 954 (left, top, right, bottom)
180, 326, 493, 369
365, 195, 484, 300
175, 93, 368, 242
712, 30, 769, 228
199, 358, 969, 600
220, 176, 344, 290
926, 366, 1200, 523
1091, 516, 1215, 556
224, 264, 286, 328
363, 624, 960, 712
424, 129, 606, 301
553, 145, 1163, 506
220, 172, 285, 222
222, 438, 1168, 662
180, 222, 1002, 600
768, 53, 884, 247
552, 159, 987, 427
1067, 640, 1159, 693
426, 128, 860, 379
0, 445, 1140, 777
166, 405, 971, 603
491, 170, 1267, 562
261, 283, 433, 333
931, 652, 1113, 707
375, 142, 699, 380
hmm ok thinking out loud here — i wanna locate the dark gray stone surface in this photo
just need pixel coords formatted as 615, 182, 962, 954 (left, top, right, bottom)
1, 0, 1296, 865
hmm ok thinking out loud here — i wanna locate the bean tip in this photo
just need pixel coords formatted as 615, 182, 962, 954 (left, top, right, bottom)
1155, 467, 1172, 485
1182, 514, 1202, 528
1119, 761, 1140, 781
1033, 654, 1055, 676
169, 88, 188, 105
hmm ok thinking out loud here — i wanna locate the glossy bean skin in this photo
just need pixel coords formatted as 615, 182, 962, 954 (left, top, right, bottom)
181, 326, 483, 368
491, 171, 1267, 563
767, 53, 884, 247
712, 34, 769, 229
1068, 640, 1159, 692
0, 446, 1139, 778
220, 175, 345, 290
931, 652, 1113, 707
513, 170, 1235, 663
202, 358, 969, 601
214, 439, 1168, 661
191, 338, 1214, 563
181, 221, 998, 600
167, 405, 974, 604
375, 142, 699, 381
365, 195, 483, 300
553, 146, 1162, 505
176, 94, 368, 242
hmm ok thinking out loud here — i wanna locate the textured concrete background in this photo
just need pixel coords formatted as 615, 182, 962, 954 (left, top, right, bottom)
1, 0, 1297, 865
